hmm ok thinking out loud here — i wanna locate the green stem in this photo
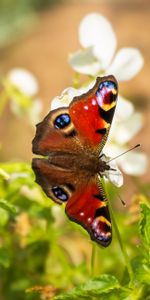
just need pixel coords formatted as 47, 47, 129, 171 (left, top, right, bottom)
108, 198, 134, 284
73, 72, 80, 88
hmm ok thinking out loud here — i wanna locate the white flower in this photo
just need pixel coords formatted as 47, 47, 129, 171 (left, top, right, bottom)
7, 68, 39, 96
51, 82, 95, 110
104, 143, 147, 176
69, 13, 144, 81
104, 97, 147, 175
6, 68, 42, 125
101, 154, 123, 187
50, 13, 147, 177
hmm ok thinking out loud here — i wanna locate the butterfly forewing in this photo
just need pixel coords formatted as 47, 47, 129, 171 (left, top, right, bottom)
69, 75, 118, 152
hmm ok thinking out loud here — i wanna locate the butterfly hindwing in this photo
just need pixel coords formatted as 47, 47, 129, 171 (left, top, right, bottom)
65, 176, 112, 246
32, 157, 111, 246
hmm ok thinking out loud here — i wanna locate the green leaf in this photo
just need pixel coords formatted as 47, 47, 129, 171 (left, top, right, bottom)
55, 275, 120, 299
0, 167, 10, 180
119, 285, 144, 300
132, 256, 150, 285
0, 207, 9, 226
0, 247, 11, 268
0, 198, 17, 215
139, 203, 150, 247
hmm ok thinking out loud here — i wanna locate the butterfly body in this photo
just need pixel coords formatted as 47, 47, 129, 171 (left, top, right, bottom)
32, 75, 118, 247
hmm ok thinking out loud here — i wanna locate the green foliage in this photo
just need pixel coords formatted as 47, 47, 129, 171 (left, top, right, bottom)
0, 0, 62, 47
0, 156, 150, 299
139, 203, 150, 247
55, 275, 120, 299
0, 65, 150, 300
54, 203, 150, 300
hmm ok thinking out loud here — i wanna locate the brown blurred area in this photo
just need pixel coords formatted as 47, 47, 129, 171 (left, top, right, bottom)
0, 0, 149, 182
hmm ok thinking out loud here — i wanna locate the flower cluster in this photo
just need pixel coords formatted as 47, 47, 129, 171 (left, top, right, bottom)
3, 68, 42, 125
51, 13, 147, 181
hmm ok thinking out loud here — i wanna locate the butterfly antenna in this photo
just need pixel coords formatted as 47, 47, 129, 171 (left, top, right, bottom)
118, 194, 126, 207
107, 144, 140, 163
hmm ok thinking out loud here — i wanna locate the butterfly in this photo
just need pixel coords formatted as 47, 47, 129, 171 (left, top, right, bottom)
32, 75, 118, 247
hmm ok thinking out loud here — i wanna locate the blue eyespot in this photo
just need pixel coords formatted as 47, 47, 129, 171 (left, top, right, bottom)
52, 186, 68, 202
99, 81, 117, 91
54, 114, 71, 129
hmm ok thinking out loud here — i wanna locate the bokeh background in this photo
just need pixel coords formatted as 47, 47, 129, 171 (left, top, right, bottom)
0, 1, 150, 299
0, 0, 149, 168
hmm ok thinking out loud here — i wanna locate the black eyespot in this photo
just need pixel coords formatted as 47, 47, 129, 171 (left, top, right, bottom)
99, 81, 117, 91
52, 186, 68, 202
54, 114, 71, 129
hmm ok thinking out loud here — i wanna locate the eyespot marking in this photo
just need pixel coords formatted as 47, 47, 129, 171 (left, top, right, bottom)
51, 184, 73, 203
54, 113, 71, 129
91, 216, 112, 246
99, 80, 117, 96
52, 186, 68, 202
96, 80, 117, 109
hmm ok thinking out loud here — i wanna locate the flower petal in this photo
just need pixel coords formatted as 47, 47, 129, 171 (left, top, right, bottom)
28, 99, 42, 125
112, 112, 143, 145
50, 81, 96, 110
103, 144, 123, 158
8, 68, 39, 96
119, 151, 148, 175
115, 95, 134, 120
107, 48, 144, 81
79, 13, 117, 69
69, 48, 101, 75
50, 95, 70, 110
105, 161, 123, 187
50, 87, 83, 110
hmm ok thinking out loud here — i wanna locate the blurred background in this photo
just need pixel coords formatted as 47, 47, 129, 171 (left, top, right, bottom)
0, 1, 150, 299
0, 0, 149, 166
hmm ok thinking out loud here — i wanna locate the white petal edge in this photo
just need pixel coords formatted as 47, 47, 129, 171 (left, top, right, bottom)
69, 48, 102, 76
50, 81, 97, 110
28, 99, 42, 125
105, 160, 123, 187
50, 87, 78, 110
103, 144, 125, 159
107, 48, 144, 81
119, 151, 148, 175
8, 68, 39, 96
112, 112, 144, 145
115, 95, 134, 120
79, 13, 117, 69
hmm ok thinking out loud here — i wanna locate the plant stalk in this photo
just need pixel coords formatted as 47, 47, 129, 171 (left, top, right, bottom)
107, 193, 134, 284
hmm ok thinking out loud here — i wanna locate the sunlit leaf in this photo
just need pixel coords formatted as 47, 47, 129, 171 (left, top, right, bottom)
0, 198, 17, 214
0, 247, 11, 268
139, 203, 150, 247
55, 275, 120, 299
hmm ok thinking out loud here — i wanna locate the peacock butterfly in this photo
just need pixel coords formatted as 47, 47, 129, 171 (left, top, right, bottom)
32, 75, 118, 247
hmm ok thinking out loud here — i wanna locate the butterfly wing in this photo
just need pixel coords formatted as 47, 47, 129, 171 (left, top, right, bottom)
32, 75, 118, 156
32, 107, 82, 156
69, 75, 118, 152
32, 157, 111, 246
65, 175, 112, 247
